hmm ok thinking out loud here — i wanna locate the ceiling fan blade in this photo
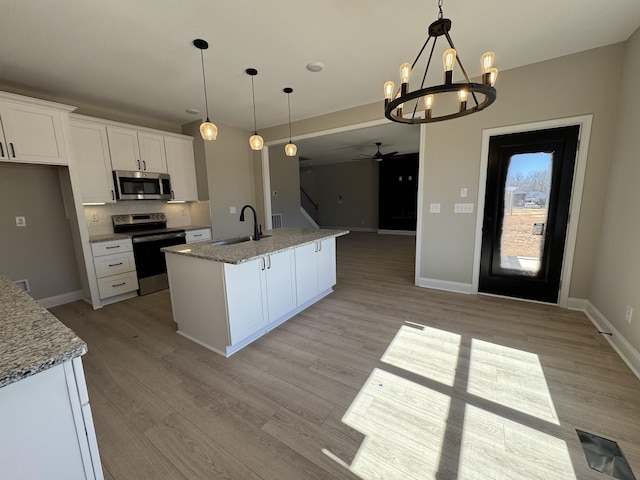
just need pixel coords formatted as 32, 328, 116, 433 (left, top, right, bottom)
385, 151, 399, 157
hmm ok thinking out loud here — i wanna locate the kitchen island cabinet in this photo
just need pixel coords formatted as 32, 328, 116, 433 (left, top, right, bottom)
0, 275, 103, 480
164, 227, 348, 357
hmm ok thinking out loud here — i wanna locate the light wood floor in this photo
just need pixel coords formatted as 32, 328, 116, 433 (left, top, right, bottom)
52, 232, 640, 479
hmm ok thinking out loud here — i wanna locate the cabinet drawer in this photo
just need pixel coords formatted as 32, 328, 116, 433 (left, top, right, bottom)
91, 239, 132, 257
97, 271, 139, 299
93, 251, 136, 278
186, 228, 211, 243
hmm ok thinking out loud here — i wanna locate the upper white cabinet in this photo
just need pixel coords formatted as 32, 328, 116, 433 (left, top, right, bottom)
69, 119, 116, 204
0, 99, 68, 165
165, 136, 198, 201
107, 126, 167, 173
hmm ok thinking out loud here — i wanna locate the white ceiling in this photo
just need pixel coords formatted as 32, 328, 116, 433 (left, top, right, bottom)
1, 0, 639, 135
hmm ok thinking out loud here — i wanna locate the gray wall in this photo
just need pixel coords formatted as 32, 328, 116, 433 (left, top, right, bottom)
269, 148, 312, 228
300, 161, 379, 230
590, 27, 640, 352
0, 164, 81, 299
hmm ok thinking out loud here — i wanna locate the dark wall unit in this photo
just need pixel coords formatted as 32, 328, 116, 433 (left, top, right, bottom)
378, 153, 418, 231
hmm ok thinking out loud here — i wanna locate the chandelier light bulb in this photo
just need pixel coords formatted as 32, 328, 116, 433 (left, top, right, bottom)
480, 51, 495, 74
489, 68, 499, 87
249, 134, 264, 151
200, 119, 218, 141
285, 143, 297, 156
458, 89, 468, 102
442, 49, 456, 72
424, 94, 434, 109
384, 81, 395, 101
399, 63, 412, 84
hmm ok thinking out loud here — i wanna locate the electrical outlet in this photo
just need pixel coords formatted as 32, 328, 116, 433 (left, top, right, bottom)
626, 305, 633, 323
90, 213, 99, 222
229, 206, 236, 214
460, 187, 468, 198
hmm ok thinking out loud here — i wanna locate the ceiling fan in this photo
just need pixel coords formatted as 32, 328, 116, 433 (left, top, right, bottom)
354, 142, 398, 161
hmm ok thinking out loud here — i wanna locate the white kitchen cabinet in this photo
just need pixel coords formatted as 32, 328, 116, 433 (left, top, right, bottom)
186, 228, 212, 243
107, 126, 167, 173
70, 119, 116, 203
165, 136, 198, 201
0, 99, 68, 165
91, 239, 138, 300
0, 359, 104, 480
295, 238, 337, 306
263, 249, 297, 321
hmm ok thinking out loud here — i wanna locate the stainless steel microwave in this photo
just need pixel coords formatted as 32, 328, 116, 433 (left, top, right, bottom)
112, 170, 172, 201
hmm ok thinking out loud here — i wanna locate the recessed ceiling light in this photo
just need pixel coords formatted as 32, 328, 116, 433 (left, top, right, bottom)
306, 62, 325, 73
186, 108, 199, 114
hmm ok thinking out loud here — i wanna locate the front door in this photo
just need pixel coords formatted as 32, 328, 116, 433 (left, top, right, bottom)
478, 126, 579, 303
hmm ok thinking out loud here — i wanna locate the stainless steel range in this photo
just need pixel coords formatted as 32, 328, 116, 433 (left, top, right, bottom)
112, 213, 186, 295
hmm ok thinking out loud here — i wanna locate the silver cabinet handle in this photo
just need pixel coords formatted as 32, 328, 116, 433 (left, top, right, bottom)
260, 257, 266, 271
171, 190, 175, 200
318, 241, 322, 252
267, 256, 272, 269
193, 233, 202, 237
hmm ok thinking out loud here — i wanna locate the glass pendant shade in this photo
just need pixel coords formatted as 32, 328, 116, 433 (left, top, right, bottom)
285, 142, 297, 156
200, 119, 218, 141
250, 134, 264, 150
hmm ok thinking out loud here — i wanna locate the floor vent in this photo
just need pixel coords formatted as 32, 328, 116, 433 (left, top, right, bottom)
13, 279, 30, 292
271, 213, 283, 229
577, 429, 636, 479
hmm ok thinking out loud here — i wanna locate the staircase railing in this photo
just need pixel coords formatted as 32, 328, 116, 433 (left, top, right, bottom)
300, 187, 318, 223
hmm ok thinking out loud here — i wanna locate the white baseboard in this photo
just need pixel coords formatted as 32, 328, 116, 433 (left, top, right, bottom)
417, 277, 473, 294
38, 289, 84, 309
571, 298, 640, 381
567, 297, 588, 311
377, 229, 416, 236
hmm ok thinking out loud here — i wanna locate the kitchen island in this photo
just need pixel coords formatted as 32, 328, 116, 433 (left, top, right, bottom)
0, 275, 103, 480
163, 227, 348, 357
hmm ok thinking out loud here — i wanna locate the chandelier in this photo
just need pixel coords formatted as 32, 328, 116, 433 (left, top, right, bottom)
384, 0, 498, 124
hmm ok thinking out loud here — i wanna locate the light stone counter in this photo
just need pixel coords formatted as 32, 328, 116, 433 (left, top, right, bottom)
162, 227, 349, 264
0, 275, 87, 388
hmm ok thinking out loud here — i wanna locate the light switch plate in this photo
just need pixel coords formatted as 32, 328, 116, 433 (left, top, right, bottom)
229, 206, 236, 214
15, 216, 26, 227
454, 203, 474, 214
430, 203, 441, 213
460, 187, 468, 198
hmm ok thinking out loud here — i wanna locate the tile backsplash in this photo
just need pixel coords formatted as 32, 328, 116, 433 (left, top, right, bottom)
84, 201, 211, 236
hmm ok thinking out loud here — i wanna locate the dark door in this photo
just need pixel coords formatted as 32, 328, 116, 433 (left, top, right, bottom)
478, 126, 579, 303
378, 153, 419, 231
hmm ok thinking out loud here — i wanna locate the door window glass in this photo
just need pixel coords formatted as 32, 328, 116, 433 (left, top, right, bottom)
499, 152, 553, 276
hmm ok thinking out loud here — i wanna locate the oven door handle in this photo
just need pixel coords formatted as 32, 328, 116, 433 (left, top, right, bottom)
132, 232, 186, 243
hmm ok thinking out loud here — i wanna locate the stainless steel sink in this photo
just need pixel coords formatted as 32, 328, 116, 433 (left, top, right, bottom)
211, 234, 271, 246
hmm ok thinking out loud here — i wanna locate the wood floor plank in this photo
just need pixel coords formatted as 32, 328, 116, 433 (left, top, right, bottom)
49, 232, 640, 480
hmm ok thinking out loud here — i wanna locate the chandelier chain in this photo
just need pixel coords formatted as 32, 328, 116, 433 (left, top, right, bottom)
438, 0, 443, 19
287, 93, 293, 141
200, 50, 210, 119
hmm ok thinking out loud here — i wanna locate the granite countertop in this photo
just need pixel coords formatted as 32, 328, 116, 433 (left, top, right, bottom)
89, 225, 211, 243
162, 227, 349, 264
0, 275, 87, 389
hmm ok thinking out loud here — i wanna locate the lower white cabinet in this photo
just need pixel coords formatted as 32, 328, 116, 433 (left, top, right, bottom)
91, 239, 138, 300
0, 358, 103, 480
185, 228, 212, 243
295, 237, 337, 306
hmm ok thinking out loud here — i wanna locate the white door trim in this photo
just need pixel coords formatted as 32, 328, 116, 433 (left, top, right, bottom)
471, 115, 593, 307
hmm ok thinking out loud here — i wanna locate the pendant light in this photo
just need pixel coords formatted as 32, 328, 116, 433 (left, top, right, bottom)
283, 87, 297, 157
193, 39, 217, 141
246, 68, 264, 150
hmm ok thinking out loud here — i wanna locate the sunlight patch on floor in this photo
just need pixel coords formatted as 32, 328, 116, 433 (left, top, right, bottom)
341, 368, 450, 478
381, 325, 461, 386
458, 404, 575, 480
468, 339, 560, 424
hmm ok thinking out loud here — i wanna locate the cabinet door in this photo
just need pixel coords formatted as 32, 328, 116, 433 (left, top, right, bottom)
185, 228, 211, 244
224, 258, 268, 345
317, 238, 337, 292
70, 120, 116, 203
295, 242, 320, 306
106, 126, 140, 171
0, 101, 67, 164
265, 250, 297, 321
138, 132, 167, 173
165, 136, 197, 201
